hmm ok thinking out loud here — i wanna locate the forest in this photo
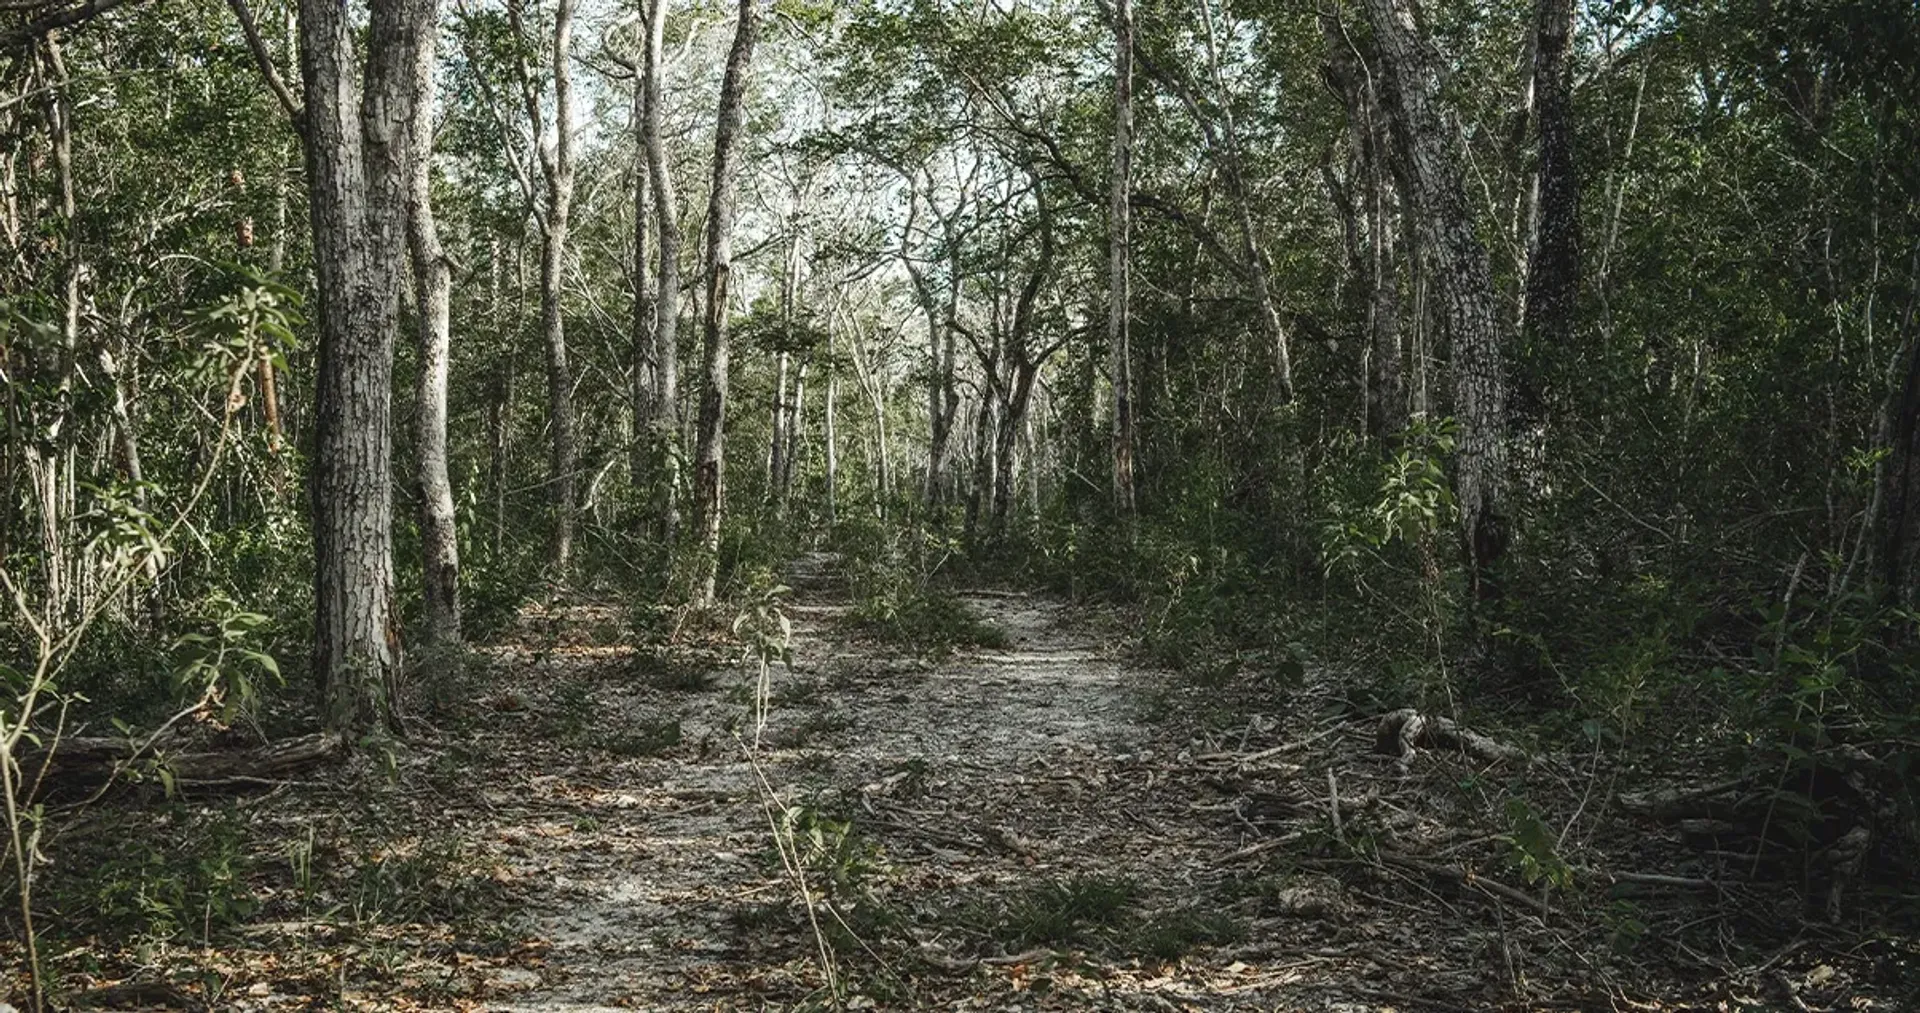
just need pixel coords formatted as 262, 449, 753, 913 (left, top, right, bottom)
2, 0, 1918, 1008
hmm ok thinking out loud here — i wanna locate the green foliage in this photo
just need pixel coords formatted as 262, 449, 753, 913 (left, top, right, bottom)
168, 594, 282, 725
849, 586, 1008, 659
1503, 797, 1573, 892
984, 875, 1138, 951
1127, 906, 1246, 961
1320, 419, 1458, 570
37, 808, 258, 945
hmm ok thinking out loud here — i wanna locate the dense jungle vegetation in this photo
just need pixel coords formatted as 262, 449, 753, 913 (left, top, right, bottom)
2, 0, 1919, 1008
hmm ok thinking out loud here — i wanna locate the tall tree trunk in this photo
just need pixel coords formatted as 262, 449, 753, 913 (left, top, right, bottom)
1366, 0, 1512, 599
1520, 0, 1579, 383
767, 231, 795, 510
786, 361, 806, 508
769, 350, 790, 506
299, 0, 430, 733
407, 0, 459, 646
993, 362, 1038, 536
1882, 315, 1920, 604
825, 313, 839, 527
487, 236, 511, 556
690, 0, 759, 605
642, 0, 681, 544
630, 36, 653, 498
1108, 0, 1136, 516
262, 158, 289, 459
522, 0, 579, 578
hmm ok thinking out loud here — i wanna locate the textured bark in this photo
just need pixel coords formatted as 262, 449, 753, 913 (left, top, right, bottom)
525, 0, 579, 577
1366, 0, 1511, 597
299, 0, 430, 732
643, 0, 681, 543
406, 0, 459, 646
1520, 0, 1579, 363
690, 0, 759, 605
1107, 0, 1136, 516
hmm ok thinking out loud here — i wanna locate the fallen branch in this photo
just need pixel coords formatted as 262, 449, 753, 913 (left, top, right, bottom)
1374, 709, 1530, 768
1375, 852, 1552, 916
917, 944, 1054, 974
1198, 719, 1352, 765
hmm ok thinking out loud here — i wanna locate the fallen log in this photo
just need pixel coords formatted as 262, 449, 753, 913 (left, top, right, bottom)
21, 731, 345, 795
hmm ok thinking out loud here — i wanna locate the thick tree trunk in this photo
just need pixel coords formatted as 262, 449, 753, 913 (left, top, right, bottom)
299, 0, 430, 732
690, 0, 759, 605
407, 0, 460, 646
1366, 0, 1512, 599
1107, 0, 1136, 516
992, 362, 1038, 536
642, 0, 681, 544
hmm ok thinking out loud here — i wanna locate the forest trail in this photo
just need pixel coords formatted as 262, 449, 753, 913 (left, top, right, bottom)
483, 559, 1290, 1011
47, 559, 1904, 1011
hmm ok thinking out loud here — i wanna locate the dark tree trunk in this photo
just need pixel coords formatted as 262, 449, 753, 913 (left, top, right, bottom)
1519, 0, 1579, 399
1883, 334, 1920, 604
690, 0, 759, 605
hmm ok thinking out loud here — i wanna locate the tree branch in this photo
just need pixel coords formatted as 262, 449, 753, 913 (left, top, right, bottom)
224, 0, 304, 131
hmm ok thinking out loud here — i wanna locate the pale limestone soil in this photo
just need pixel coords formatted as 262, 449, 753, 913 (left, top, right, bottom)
472, 577, 1401, 1012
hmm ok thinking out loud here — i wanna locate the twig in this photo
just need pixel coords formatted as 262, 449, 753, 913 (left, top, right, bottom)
1326, 769, 1346, 847
1376, 852, 1552, 916
1197, 718, 1352, 764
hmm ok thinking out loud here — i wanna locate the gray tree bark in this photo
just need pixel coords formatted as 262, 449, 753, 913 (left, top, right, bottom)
690, 0, 759, 605
298, 0, 433, 731
406, 0, 460, 646
1366, 0, 1512, 598
510, 0, 579, 577
643, 0, 682, 543
630, 29, 654, 500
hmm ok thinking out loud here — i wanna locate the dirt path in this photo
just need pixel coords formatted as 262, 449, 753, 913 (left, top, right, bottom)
47, 558, 1904, 1011
469, 563, 1370, 1011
